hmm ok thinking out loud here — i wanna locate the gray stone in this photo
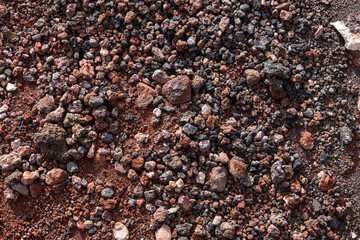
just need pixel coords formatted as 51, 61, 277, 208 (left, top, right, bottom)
152, 69, 169, 84
0, 152, 21, 172
215, 222, 235, 239
264, 61, 291, 79
209, 166, 228, 192
339, 126, 352, 145
101, 187, 114, 199
66, 161, 79, 173
11, 182, 29, 196
34, 123, 69, 161
101, 132, 113, 143
271, 161, 285, 184
176, 223, 193, 236
199, 140, 211, 153
89, 96, 104, 108
182, 123, 198, 135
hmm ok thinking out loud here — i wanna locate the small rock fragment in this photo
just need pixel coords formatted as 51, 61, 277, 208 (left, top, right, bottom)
229, 158, 248, 179
245, 69, 261, 85
271, 161, 285, 184
45, 168, 68, 185
339, 126, 352, 145
318, 171, 335, 191
162, 75, 191, 104
0, 152, 21, 172
154, 207, 168, 222
210, 166, 228, 192
215, 222, 235, 239
136, 83, 156, 109
300, 131, 314, 150
155, 224, 171, 240
331, 21, 360, 51
113, 222, 129, 240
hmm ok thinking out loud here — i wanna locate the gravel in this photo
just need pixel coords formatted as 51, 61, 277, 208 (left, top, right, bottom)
0, 0, 359, 239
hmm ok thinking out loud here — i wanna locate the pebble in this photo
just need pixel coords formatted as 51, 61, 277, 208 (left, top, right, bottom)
21, 171, 39, 185
153, 207, 168, 222
101, 187, 115, 199
152, 70, 169, 84
245, 69, 261, 85
191, 75, 206, 93
209, 166, 228, 192
45, 168, 68, 186
229, 158, 248, 179
6, 83, 17, 92
113, 222, 129, 240
215, 222, 235, 239
339, 126, 352, 145
162, 75, 191, 104
176, 223, 193, 236
0, 152, 22, 172
155, 224, 171, 240
11, 183, 29, 196
66, 161, 79, 173
182, 123, 198, 135
88, 96, 104, 108
271, 161, 285, 184
136, 83, 156, 109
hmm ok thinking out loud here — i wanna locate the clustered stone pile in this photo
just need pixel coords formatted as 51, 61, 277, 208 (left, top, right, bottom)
0, 0, 359, 239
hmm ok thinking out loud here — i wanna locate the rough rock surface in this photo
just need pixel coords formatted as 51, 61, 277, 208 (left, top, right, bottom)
162, 75, 191, 104
33, 123, 69, 161
45, 168, 68, 186
209, 166, 228, 192
0, 152, 21, 172
136, 83, 156, 109
113, 222, 129, 240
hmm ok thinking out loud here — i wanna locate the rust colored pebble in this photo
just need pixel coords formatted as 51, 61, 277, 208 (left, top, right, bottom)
131, 156, 144, 171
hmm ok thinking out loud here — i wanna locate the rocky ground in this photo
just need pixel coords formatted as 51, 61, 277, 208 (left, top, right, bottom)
0, 0, 359, 239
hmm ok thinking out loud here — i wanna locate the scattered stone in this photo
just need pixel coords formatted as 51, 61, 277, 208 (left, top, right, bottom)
101, 187, 115, 199
268, 224, 280, 238
136, 83, 156, 109
33, 95, 55, 114
6, 83, 17, 92
182, 123, 198, 136
300, 131, 314, 150
34, 123, 69, 161
283, 193, 300, 208
45, 168, 68, 186
155, 225, 171, 240
88, 96, 104, 108
229, 158, 248, 179
113, 222, 129, 240
215, 222, 235, 239
21, 171, 39, 185
12, 183, 29, 196
0, 152, 21, 172
318, 171, 335, 191
154, 207, 168, 222
176, 223, 193, 236
162, 75, 191, 104
339, 126, 352, 145
264, 61, 291, 79
191, 75, 206, 93
279, 10, 292, 21
331, 21, 360, 51
209, 166, 228, 192
245, 69, 261, 85
271, 161, 285, 184
152, 70, 169, 84
0, 4, 8, 17
178, 196, 193, 212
